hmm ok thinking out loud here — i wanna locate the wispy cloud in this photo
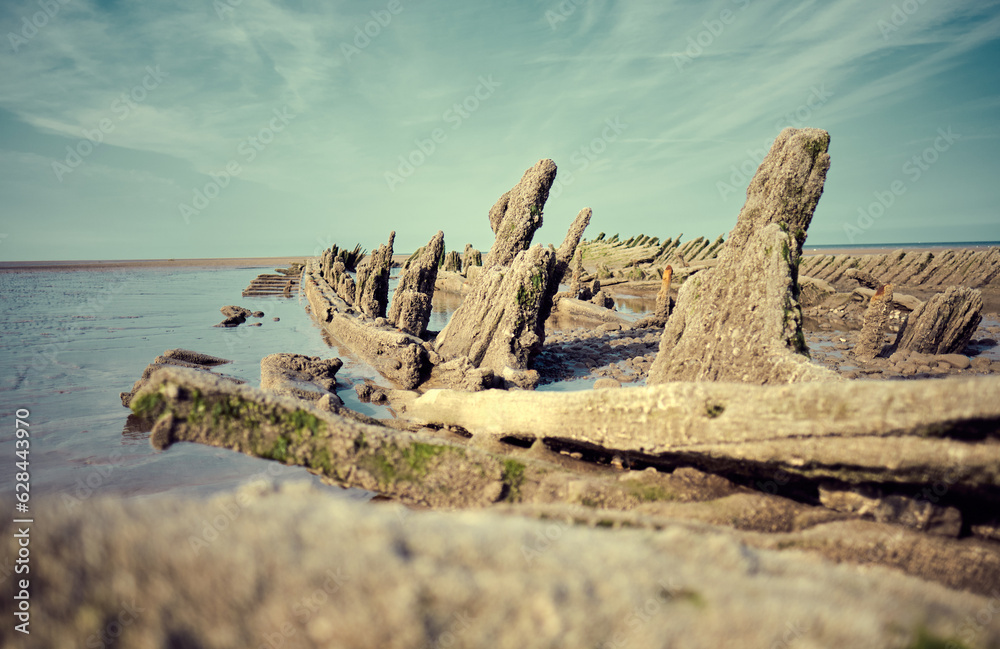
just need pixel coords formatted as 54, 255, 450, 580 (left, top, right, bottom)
0, 0, 998, 260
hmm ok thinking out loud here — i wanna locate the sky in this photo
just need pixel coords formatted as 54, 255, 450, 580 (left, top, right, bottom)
0, 0, 998, 261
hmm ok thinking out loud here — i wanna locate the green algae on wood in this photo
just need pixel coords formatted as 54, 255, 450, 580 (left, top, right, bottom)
500, 459, 526, 502
621, 478, 677, 503
132, 367, 720, 513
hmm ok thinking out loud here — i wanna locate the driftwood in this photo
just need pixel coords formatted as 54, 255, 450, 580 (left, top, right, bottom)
433, 161, 562, 378
434, 245, 558, 388
120, 349, 240, 407
483, 159, 557, 270
260, 353, 343, 405
568, 248, 584, 297
846, 267, 883, 289
394, 377, 1000, 488
542, 208, 592, 316
131, 366, 709, 512
851, 286, 924, 313
800, 247, 1000, 289
442, 250, 462, 272
460, 243, 482, 274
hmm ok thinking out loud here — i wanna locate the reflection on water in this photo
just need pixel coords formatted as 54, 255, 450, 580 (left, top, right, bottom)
613, 294, 657, 315
429, 290, 465, 332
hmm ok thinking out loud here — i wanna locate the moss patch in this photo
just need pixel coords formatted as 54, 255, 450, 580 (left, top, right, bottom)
132, 382, 332, 461
312, 447, 335, 475
792, 329, 809, 355
266, 436, 290, 463
501, 459, 526, 502
210, 397, 242, 423
516, 270, 544, 307
660, 587, 706, 608
402, 442, 450, 474
358, 441, 464, 488
287, 409, 323, 435
359, 452, 398, 484
907, 628, 970, 649
804, 137, 826, 157
623, 479, 676, 503
131, 390, 165, 418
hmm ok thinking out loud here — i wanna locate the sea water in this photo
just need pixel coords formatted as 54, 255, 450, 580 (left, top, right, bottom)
0, 266, 380, 507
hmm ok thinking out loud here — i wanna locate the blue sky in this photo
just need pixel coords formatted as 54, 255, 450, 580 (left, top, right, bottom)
0, 0, 998, 261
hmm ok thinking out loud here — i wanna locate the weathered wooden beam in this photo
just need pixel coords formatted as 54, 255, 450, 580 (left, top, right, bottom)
302, 260, 427, 389
394, 377, 1000, 488
131, 367, 693, 511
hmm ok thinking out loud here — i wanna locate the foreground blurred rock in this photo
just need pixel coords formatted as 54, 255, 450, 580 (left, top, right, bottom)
650, 128, 838, 385
9, 484, 997, 649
